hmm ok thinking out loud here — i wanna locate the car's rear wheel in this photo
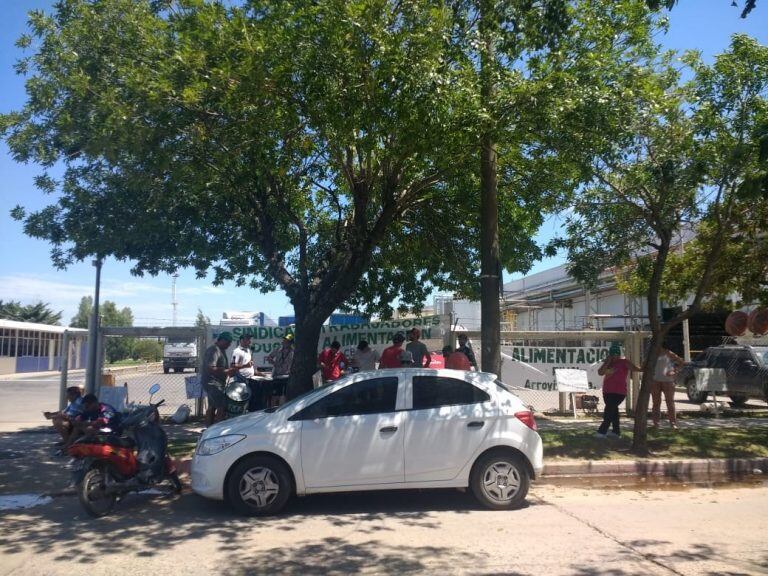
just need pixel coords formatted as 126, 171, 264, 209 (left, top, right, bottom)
686, 379, 708, 403
163, 367, 170, 374
729, 395, 748, 407
470, 451, 529, 510
226, 455, 292, 516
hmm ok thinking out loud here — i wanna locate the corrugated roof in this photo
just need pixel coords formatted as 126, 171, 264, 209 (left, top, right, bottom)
0, 319, 88, 333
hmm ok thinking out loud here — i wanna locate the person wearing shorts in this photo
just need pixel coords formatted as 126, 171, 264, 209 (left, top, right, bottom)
202, 332, 236, 426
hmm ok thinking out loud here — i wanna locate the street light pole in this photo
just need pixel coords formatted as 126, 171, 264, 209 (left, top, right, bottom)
85, 257, 103, 395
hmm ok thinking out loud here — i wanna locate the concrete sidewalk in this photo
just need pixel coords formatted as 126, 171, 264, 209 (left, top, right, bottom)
2, 416, 766, 499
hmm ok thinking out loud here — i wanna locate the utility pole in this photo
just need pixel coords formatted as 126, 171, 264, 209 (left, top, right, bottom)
85, 257, 102, 395
172, 273, 179, 327
479, 0, 501, 375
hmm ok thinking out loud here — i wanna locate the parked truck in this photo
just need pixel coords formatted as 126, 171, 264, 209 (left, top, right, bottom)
162, 340, 198, 374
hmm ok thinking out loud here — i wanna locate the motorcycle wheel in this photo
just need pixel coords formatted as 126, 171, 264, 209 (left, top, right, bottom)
169, 471, 183, 494
78, 467, 117, 518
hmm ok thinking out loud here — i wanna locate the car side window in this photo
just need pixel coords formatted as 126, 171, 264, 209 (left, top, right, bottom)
289, 377, 399, 420
412, 376, 490, 410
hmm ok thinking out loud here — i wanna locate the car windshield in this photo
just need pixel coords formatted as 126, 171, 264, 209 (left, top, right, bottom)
751, 347, 768, 365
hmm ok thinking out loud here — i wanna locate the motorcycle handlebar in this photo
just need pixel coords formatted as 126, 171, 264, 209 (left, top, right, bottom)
154, 399, 165, 407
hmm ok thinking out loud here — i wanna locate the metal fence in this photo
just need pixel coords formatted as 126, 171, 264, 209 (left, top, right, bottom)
59, 326, 206, 417
464, 330, 649, 415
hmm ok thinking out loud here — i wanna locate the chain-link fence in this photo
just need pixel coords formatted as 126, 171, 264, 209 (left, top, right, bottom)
464, 330, 649, 415
58, 327, 205, 417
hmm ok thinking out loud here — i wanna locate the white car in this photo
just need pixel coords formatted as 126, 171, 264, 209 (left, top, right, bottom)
191, 368, 543, 515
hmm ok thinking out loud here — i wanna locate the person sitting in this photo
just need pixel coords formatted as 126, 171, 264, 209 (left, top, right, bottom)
69, 394, 122, 446
43, 386, 84, 446
443, 345, 472, 370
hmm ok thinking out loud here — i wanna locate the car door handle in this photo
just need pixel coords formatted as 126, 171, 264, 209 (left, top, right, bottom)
467, 421, 485, 429
380, 426, 398, 433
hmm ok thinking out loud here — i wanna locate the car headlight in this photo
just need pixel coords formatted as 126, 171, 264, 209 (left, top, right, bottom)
197, 434, 246, 456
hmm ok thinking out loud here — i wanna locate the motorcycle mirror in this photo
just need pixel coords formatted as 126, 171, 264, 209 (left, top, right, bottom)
149, 383, 161, 395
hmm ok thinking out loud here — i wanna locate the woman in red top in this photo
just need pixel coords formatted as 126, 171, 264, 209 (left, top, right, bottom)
596, 343, 641, 438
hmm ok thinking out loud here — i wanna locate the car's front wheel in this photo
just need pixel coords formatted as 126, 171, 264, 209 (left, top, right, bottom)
226, 455, 292, 516
686, 378, 708, 403
470, 451, 530, 510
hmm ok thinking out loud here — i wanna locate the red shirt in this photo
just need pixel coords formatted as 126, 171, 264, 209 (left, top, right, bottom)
318, 348, 348, 381
379, 344, 404, 368
602, 358, 631, 395
445, 352, 471, 371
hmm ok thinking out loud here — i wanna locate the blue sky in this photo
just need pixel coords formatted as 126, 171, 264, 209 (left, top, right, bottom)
1, 1, 766, 326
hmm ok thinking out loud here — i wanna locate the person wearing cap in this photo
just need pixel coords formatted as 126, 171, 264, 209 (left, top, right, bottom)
456, 333, 478, 370
406, 328, 432, 368
595, 343, 641, 439
266, 333, 294, 406
202, 331, 237, 426
380, 332, 407, 368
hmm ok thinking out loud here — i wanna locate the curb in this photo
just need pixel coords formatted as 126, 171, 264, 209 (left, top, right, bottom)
173, 456, 767, 484
542, 457, 768, 481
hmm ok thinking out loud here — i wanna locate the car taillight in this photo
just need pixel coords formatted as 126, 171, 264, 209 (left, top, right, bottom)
515, 410, 537, 431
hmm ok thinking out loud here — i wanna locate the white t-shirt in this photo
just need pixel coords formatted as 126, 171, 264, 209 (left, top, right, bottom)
653, 353, 677, 383
352, 348, 380, 371
231, 345, 254, 378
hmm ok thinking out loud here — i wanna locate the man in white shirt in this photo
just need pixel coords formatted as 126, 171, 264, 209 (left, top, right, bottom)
231, 334, 255, 380
231, 334, 267, 411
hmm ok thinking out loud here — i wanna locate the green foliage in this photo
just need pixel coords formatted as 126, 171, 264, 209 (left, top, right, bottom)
0, 300, 62, 325
70, 296, 135, 361
195, 308, 210, 329
131, 338, 163, 362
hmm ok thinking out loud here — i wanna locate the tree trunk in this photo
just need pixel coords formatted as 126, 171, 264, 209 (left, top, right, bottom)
286, 310, 326, 399
479, 0, 501, 376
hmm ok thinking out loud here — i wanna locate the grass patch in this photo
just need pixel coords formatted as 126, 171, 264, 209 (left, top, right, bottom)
540, 426, 768, 460
167, 439, 198, 458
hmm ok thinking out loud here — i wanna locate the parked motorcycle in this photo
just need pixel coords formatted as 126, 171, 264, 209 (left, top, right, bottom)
68, 384, 182, 517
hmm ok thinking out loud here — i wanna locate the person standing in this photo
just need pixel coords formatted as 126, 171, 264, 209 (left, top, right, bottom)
456, 333, 478, 370
406, 328, 432, 368
318, 341, 348, 382
202, 332, 236, 426
351, 340, 379, 372
231, 334, 266, 411
266, 333, 294, 406
652, 346, 685, 430
596, 343, 641, 438
379, 332, 406, 368
443, 345, 472, 370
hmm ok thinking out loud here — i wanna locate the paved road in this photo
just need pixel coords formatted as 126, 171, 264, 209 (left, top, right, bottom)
1, 480, 766, 575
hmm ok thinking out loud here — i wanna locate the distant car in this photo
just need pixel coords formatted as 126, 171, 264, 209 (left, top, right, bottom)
192, 368, 543, 515
679, 345, 768, 406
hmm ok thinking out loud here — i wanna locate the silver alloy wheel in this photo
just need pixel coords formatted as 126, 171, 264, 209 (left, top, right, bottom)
238, 466, 280, 509
480, 460, 521, 504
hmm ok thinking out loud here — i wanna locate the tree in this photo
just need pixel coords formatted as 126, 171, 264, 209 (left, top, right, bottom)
132, 339, 163, 362
555, 35, 768, 453
2, 0, 658, 395
646, 0, 759, 19
195, 308, 210, 329
70, 296, 135, 362
0, 299, 62, 325
70, 296, 92, 328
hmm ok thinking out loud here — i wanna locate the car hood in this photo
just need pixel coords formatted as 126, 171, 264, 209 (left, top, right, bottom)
202, 410, 274, 439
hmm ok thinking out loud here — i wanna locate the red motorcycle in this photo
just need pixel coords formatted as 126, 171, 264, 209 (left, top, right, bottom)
68, 384, 182, 517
